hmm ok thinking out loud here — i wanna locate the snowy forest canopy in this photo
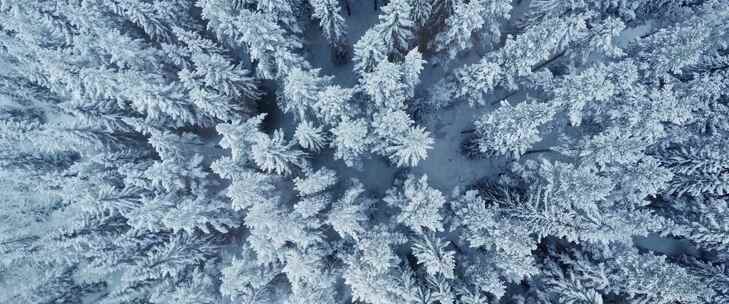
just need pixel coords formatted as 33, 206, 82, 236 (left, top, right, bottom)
2, 0, 729, 303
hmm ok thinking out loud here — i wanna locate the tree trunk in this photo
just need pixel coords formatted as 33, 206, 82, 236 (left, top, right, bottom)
342, 0, 352, 16
523, 148, 555, 156
531, 50, 566, 72
491, 90, 520, 105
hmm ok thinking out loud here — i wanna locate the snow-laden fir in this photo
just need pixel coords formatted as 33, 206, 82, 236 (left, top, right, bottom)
1, 1, 729, 304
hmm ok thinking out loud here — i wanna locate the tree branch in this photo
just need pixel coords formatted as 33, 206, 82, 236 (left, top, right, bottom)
523, 148, 556, 156
531, 50, 566, 72
490, 90, 520, 105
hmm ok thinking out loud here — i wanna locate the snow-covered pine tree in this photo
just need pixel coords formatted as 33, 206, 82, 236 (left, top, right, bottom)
294, 120, 328, 152
411, 233, 456, 279
330, 118, 371, 168
199, 0, 308, 79
473, 100, 556, 158
250, 130, 307, 176
105, 234, 219, 304
134, 131, 240, 234
282, 68, 333, 120
215, 114, 268, 165
326, 180, 371, 241
340, 225, 409, 304
376, 0, 415, 59
353, 29, 387, 74
294, 166, 338, 197
175, 29, 261, 118
353, 0, 414, 74
220, 246, 283, 304
256, 0, 301, 33
151, 267, 221, 304
509, 159, 668, 244
310, 0, 350, 63
533, 243, 714, 304
282, 246, 339, 304
450, 189, 539, 295
370, 110, 415, 154
314, 85, 357, 125
657, 137, 729, 198
361, 48, 424, 110
385, 125, 434, 167
432, 0, 512, 61
384, 174, 445, 233
409, 0, 433, 30
429, 11, 624, 107
103, 0, 188, 42
359, 48, 432, 167
362, 60, 410, 110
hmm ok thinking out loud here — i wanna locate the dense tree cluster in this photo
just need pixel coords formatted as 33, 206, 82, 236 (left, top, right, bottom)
1, 0, 729, 304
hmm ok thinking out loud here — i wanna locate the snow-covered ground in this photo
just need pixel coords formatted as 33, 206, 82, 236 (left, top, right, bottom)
412, 103, 502, 191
